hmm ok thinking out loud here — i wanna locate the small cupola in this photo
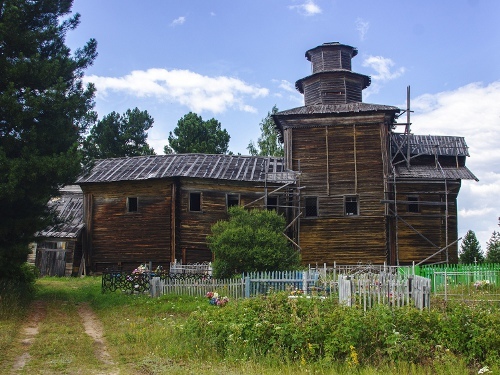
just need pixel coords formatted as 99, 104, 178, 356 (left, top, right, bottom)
295, 42, 371, 105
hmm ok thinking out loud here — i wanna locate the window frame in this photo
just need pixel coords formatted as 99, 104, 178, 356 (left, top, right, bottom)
127, 197, 138, 213
189, 192, 202, 212
304, 196, 318, 218
226, 193, 240, 211
344, 195, 359, 216
407, 196, 420, 213
266, 195, 279, 211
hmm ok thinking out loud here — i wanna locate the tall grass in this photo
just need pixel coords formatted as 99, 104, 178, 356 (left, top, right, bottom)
1, 277, 498, 374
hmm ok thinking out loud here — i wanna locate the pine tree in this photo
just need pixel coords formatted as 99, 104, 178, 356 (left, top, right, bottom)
83, 107, 155, 159
164, 112, 230, 154
486, 231, 500, 263
0, 0, 97, 279
459, 230, 484, 264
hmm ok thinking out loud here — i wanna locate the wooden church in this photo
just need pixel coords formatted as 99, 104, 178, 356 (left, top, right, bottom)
74, 42, 477, 272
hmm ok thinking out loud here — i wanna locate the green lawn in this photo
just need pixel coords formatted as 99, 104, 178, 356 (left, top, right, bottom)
0, 277, 497, 374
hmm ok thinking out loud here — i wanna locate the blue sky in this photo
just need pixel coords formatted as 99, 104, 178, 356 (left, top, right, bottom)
66, 0, 499, 252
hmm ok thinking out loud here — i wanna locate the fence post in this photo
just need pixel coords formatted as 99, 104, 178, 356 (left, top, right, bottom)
244, 275, 250, 298
303, 271, 308, 296
444, 269, 447, 302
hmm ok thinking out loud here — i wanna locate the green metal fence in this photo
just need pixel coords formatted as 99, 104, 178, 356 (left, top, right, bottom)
414, 263, 500, 292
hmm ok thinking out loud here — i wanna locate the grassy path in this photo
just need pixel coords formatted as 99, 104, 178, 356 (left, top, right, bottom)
5, 298, 120, 375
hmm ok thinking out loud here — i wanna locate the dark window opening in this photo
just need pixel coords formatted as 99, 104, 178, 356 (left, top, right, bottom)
408, 196, 419, 213
227, 194, 239, 209
189, 192, 201, 212
267, 196, 278, 211
127, 197, 138, 212
345, 196, 358, 216
323, 91, 344, 96
305, 197, 318, 217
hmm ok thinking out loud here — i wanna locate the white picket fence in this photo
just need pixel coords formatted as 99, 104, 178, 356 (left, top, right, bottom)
169, 260, 212, 275
150, 276, 243, 298
338, 273, 430, 310
151, 269, 431, 310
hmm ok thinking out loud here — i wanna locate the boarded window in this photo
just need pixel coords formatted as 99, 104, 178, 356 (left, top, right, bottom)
189, 192, 202, 212
344, 196, 358, 216
408, 196, 419, 213
127, 197, 138, 212
227, 194, 239, 209
267, 196, 278, 211
305, 197, 318, 217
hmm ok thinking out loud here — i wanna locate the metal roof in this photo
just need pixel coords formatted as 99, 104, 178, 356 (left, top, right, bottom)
275, 103, 400, 117
391, 134, 470, 157
36, 187, 84, 239
295, 71, 371, 93
77, 154, 295, 184
393, 165, 478, 181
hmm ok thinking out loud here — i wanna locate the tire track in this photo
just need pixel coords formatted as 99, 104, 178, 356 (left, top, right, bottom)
11, 300, 46, 372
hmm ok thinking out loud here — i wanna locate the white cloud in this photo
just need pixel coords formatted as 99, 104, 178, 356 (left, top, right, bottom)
170, 16, 186, 27
272, 79, 303, 105
274, 79, 295, 93
289, 0, 322, 16
356, 18, 369, 41
409, 81, 500, 248
363, 56, 405, 81
362, 55, 405, 97
85, 68, 269, 114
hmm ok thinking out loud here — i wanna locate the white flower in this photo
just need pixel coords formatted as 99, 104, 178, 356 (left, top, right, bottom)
478, 366, 491, 374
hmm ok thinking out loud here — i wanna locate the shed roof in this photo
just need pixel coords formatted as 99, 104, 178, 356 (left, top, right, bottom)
391, 134, 470, 157
77, 154, 295, 184
393, 165, 478, 181
36, 186, 84, 239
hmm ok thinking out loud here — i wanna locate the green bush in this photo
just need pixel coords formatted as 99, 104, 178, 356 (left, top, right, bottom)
208, 207, 300, 278
181, 292, 500, 369
0, 262, 37, 318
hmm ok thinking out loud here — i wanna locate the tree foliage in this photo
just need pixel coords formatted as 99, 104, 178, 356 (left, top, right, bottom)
486, 231, 500, 263
207, 207, 300, 278
247, 105, 283, 157
459, 230, 484, 264
0, 0, 97, 279
83, 107, 155, 159
164, 112, 230, 154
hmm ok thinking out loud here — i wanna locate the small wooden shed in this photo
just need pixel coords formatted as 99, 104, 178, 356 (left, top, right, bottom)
35, 186, 85, 276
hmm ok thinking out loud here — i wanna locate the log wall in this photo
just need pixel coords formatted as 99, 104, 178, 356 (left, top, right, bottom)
390, 181, 460, 264
176, 178, 279, 263
82, 180, 172, 272
287, 113, 391, 264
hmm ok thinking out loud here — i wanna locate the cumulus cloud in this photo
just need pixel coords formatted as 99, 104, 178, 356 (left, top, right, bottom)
170, 16, 186, 27
363, 56, 405, 81
289, 0, 322, 16
272, 79, 295, 93
356, 18, 369, 41
410, 81, 500, 247
272, 79, 303, 104
85, 68, 269, 114
362, 55, 405, 97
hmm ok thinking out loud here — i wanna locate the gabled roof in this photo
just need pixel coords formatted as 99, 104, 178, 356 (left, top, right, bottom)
391, 134, 470, 157
36, 186, 84, 239
76, 154, 295, 184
